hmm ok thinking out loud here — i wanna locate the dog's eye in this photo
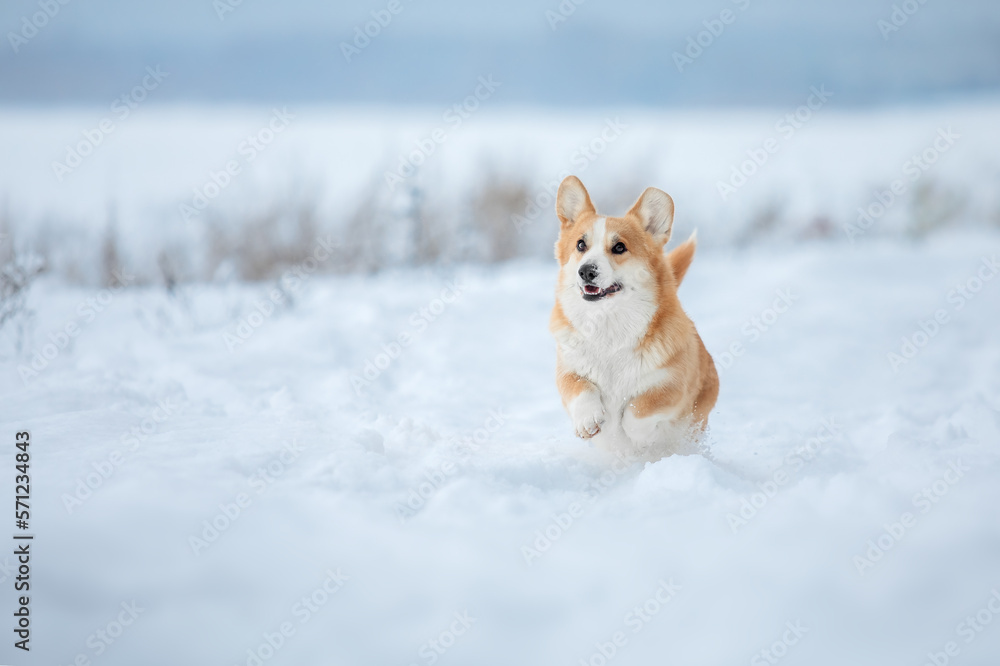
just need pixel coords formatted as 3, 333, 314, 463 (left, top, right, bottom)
576, 239, 586, 252
612, 242, 627, 254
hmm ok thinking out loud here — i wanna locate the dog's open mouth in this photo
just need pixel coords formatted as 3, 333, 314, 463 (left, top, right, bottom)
581, 283, 622, 301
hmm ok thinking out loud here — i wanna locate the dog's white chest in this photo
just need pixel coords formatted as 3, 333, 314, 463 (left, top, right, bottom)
564, 339, 642, 411
558, 304, 664, 409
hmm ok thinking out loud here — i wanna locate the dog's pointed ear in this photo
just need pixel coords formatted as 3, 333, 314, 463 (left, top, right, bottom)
628, 187, 674, 244
556, 176, 595, 228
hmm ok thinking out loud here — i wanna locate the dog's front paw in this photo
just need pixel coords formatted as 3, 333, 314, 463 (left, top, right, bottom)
569, 391, 606, 439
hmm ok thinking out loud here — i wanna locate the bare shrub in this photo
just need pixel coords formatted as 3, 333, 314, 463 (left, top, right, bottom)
335, 177, 449, 271
909, 180, 966, 237
0, 225, 45, 334
337, 179, 389, 273
206, 188, 322, 281
736, 200, 784, 247
798, 216, 836, 241
468, 176, 531, 263
408, 185, 447, 266
157, 250, 178, 293
101, 209, 124, 288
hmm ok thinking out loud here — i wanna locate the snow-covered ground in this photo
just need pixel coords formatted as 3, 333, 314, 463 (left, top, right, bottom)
1, 228, 998, 664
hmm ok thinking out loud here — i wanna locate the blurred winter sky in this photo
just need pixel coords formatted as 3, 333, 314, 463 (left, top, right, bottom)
1, 0, 998, 106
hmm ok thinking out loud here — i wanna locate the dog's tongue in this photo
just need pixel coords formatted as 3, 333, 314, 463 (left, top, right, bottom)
584, 285, 601, 295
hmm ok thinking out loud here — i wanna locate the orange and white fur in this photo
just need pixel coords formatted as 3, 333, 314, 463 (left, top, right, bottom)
550, 176, 718, 458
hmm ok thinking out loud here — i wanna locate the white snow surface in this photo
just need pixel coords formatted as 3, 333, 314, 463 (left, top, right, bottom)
1, 232, 999, 665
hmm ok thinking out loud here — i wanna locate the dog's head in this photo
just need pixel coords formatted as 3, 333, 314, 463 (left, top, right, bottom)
554, 176, 675, 305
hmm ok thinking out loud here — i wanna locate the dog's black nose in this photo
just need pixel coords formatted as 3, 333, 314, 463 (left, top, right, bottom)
578, 263, 599, 283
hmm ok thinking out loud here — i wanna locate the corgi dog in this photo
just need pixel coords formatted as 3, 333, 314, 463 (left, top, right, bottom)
549, 176, 718, 458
